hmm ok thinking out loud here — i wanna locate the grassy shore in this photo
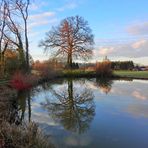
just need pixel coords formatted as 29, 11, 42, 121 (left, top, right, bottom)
62, 69, 148, 79
113, 70, 148, 79
1, 70, 148, 87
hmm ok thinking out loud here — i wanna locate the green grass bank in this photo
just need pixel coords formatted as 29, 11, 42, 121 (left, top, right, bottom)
113, 70, 148, 79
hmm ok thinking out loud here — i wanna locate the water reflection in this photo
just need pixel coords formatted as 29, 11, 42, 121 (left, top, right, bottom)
0, 90, 27, 125
17, 90, 32, 123
4, 78, 148, 147
5, 99, 20, 124
95, 78, 113, 94
41, 79, 95, 134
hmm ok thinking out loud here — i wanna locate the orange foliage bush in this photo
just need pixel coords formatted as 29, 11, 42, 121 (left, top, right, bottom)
32, 60, 60, 79
96, 61, 112, 77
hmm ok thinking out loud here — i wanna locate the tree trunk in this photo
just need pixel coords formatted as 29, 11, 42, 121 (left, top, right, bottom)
69, 53, 72, 69
68, 79, 74, 110
0, 42, 8, 77
25, 19, 29, 72
67, 48, 73, 69
67, 54, 70, 68
1, 52, 5, 76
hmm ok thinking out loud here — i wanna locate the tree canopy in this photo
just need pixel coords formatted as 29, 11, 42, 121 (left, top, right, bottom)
39, 15, 94, 68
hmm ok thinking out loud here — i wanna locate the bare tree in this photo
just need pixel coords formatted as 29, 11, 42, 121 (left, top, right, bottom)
0, 0, 30, 73
15, 0, 30, 70
39, 15, 94, 69
0, 0, 10, 75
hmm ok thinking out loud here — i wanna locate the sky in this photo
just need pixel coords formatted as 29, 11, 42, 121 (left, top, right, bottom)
28, 0, 148, 65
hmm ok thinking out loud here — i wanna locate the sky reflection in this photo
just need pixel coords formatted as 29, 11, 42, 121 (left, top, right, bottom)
19, 79, 148, 148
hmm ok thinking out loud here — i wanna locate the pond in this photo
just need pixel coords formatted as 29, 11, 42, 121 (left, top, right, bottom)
16, 78, 148, 148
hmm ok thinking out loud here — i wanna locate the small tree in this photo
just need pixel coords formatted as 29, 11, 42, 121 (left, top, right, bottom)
39, 15, 94, 69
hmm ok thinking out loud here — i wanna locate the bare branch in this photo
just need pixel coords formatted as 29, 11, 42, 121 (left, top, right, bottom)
39, 15, 94, 68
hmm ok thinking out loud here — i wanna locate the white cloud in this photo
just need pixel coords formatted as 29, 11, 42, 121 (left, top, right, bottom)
28, 20, 50, 29
127, 22, 148, 35
28, 11, 58, 31
57, 2, 77, 12
29, 1, 49, 11
95, 39, 148, 58
28, 18, 58, 29
29, 11, 55, 20
131, 39, 147, 49
98, 47, 115, 56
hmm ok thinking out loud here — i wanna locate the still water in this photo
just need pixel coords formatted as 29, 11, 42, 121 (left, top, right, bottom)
17, 78, 148, 148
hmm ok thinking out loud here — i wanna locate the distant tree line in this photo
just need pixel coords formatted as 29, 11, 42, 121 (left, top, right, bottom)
111, 61, 134, 70
65, 62, 79, 69
76, 61, 135, 70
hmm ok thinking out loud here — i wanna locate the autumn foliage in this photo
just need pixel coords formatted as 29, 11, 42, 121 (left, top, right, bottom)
10, 72, 38, 91
32, 60, 62, 79
96, 61, 112, 77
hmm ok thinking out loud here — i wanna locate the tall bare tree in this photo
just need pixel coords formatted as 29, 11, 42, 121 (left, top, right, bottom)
39, 15, 94, 68
15, 0, 30, 70
0, 0, 30, 73
0, 0, 10, 75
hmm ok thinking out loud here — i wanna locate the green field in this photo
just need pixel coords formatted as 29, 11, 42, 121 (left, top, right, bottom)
63, 70, 148, 79
113, 70, 148, 79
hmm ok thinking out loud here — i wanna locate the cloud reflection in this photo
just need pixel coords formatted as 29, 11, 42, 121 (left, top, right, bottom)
41, 79, 95, 134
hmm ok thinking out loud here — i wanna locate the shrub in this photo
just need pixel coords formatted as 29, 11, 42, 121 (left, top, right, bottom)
32, 61, 61, 79
0, 87, 16, 122
10, 72, 38, 91
96, 61, 112, 77
0, 122, 54, 148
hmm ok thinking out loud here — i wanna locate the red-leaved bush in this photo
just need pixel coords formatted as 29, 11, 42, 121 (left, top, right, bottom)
10, 72, 38, 91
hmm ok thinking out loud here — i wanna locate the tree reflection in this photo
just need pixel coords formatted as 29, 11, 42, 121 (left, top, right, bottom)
95, 78, 113, 94
42, 79, 95, 134
17, 90, 32, 123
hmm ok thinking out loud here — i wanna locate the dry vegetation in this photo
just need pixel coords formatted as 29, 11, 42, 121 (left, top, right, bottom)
32, 60, 62, 79
0, 86, 16, 122
0, 87, 54, 148
96, 61, 112, 77
0, 122, 54, 148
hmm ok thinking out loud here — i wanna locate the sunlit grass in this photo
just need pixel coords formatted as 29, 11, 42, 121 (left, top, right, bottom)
113, 70, 148, 79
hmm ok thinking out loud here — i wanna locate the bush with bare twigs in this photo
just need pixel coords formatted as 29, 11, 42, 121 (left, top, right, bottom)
32, 60, 61, 79
0, 122, 54, 148
96, 61, 112, 77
